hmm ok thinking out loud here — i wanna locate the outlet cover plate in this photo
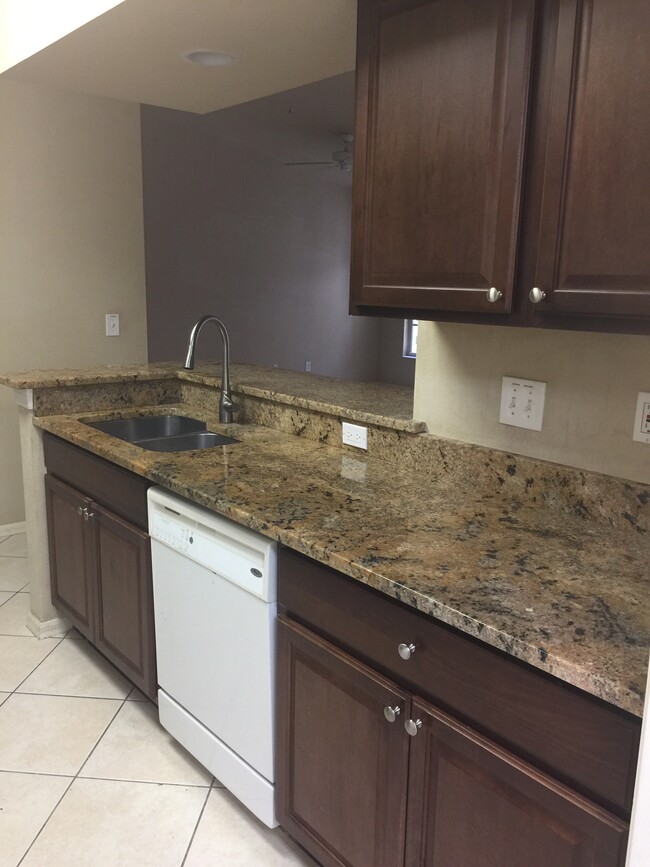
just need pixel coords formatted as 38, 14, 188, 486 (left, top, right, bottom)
342, 421, 368, 450
105, 313, 120, 336
633, 392, 650, 444
499, 376, 547, 431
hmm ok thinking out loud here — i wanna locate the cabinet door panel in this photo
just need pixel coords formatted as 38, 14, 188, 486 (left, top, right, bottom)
92, 504, 156, 699
532, 0, 650, 321
406, 698, 628, 867
276, 617, 410, 867
351, 0, 536, 314
44, 474, 94, 637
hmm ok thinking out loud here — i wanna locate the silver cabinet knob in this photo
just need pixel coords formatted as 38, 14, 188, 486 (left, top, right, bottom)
486, 287, 502, 303
405, 718, 423, 737
529, 287, 546, 304
383, 705, 401, 723
77, 506, 83, 516
82, 509, 94, 521
398, 643, 416, 661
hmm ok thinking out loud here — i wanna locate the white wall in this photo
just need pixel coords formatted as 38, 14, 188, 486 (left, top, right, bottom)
414, 321, 650, 483
0, 0, 125, 72
0, 79, 148, 524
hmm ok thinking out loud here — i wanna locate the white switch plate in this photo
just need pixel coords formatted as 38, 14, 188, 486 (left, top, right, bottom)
499, 376, 547, 431
305, 361, 312, 372
342, 421, 368, 450
105, 313, 120, 336
633, 392, 650, 444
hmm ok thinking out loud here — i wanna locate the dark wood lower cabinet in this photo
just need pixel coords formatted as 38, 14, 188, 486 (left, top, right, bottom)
405, 699, 628, 867
44, 443, 156, 701
93, 505, 156, 698
276, 617, 410, 867
45, 474, 95, 638
276, 615, 629, 867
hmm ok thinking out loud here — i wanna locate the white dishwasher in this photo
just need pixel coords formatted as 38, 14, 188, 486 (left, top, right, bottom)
147, 487, 278, 828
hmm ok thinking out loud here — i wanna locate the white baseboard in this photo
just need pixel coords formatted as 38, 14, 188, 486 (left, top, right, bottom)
25, 612, 70, 640
0, 521, 27, 537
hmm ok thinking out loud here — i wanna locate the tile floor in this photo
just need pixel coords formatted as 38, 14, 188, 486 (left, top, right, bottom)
0, 533, 317, 866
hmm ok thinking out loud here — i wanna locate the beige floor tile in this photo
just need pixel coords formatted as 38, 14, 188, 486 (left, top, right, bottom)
21, 777, 208, 867
185, 788, 317, 866
0, 771, 71, 867
0, 593, 32, 636
0, 635, 60, 692
0, 557, 29, 592
18, 636, 131, 699
0, 693, 9, 707
0, 534, 27, 558
0, 693, 120, 775
81, 700, 212, 786
0, 590, 14, 606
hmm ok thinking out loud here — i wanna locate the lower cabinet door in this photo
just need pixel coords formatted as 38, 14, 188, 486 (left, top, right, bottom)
276, 617, 411, 867
92, 503, 156, 700
44, 474, 95, 638
405, 698, 629, 867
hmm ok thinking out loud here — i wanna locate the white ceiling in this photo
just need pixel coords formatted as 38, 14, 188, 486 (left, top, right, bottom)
2, 0, 357, 114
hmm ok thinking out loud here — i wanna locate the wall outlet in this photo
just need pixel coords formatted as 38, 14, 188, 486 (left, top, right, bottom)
342, 421, 368, 450
105, 313, 120, 336
633, 392, 650, 444
499, 376, 546, 431
305, 361, 312, 372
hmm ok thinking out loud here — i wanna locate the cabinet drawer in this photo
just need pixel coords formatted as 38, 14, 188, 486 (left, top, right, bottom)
278, 548, 640, 815
43, 433, 150, 531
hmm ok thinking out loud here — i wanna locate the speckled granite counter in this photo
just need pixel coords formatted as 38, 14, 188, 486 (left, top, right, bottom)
31, 402, 650, 717
0, 361, 422, 433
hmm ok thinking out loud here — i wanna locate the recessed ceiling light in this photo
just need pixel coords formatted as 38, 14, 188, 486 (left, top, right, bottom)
181, 49, 234, 67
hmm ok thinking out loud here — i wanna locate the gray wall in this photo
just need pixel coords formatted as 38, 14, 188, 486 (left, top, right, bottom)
142, 73, 411, 385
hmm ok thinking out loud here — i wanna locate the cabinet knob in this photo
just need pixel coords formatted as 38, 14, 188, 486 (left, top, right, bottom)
77, 506, 83, 516
383, 705, 401, 723
405, 718, 423, 737
398, 643, 416, 661
82, 509, 94, 521
486, 287, 502, 303
529, 287, 546, 304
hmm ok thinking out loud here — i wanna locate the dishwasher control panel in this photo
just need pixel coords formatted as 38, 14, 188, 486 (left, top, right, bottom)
151, 512, 192, 553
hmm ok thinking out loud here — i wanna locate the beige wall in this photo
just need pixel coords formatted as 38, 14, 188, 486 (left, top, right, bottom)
0, 79, 147, 524
414, 321, 650, 484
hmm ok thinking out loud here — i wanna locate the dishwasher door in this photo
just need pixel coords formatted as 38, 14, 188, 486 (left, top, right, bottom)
151, 538, 276, 783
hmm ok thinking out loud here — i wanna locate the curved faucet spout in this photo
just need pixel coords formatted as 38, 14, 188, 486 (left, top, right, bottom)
184, 315, 236, 424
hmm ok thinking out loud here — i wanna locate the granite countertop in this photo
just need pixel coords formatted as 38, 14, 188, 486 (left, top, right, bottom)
0, 361, 423, 433
33, 403, 650, 717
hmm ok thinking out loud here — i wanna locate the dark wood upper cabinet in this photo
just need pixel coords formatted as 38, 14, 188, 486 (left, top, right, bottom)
528, 0, 650, 325
351, 0, 650, 334
351, 0, 536, 316
405, 699, 628, 867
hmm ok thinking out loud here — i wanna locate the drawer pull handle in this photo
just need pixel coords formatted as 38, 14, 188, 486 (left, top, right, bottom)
398, 642, 416, 661
405, 718, 422, 737
383, 705, 401, 723
82, 509, 94, 522
486, 287, 502, 303
529, 287, 546, 304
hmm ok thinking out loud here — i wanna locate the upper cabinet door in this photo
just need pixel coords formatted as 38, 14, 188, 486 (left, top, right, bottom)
351, 0, 537, 315
530, 0, 650, 323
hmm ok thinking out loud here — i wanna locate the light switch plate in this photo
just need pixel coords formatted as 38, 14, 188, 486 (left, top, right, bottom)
632, 392, 650, 444
105, 313, 120, 336
499, 376, 547, 431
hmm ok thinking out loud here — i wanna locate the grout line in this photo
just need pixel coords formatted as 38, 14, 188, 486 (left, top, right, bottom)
16, 775, 76, 866
0, 589, 20, 607
76, 774, 212, 789
181, 784, 213, 867
11, 636, 65, 693
14, 690, 131, 701
74, 692, 130, 779
0, 768, 75, 780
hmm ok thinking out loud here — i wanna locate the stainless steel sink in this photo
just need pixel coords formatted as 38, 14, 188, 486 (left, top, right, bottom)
141, 431, 240, 452
85, 415, 240, 451
87, 415, 206, 442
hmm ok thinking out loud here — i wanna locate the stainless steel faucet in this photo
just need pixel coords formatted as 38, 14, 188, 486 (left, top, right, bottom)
184, 315, 237, 424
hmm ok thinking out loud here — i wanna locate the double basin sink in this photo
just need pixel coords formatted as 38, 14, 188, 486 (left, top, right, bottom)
87, 415, 239, 452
